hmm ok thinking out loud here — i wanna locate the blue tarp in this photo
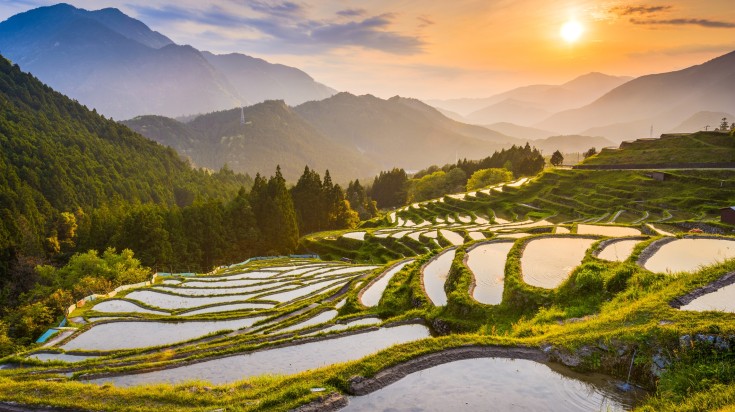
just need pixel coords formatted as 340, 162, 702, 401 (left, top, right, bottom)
35, 328, 59, 344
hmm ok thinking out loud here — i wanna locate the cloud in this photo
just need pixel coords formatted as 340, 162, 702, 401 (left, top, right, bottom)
610, 5, 672, 16
246, 1, 305, 19
131, 3, 425, 55
417, 16, 434, 28
336, 8, 365, 18
630, 18, 735, 28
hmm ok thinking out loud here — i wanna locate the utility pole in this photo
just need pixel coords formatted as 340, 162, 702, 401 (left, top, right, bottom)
705, 125, 710, 131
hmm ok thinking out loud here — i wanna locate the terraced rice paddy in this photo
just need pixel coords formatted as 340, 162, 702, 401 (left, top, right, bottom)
87, 324, 431, 387
360, 260, 414, 307
466, 242, 514, 305
344, 358, 641, 411
521, 237, 597, 288
61, 317, 265, 351
597, 239, 643, 262
643, 238, 735, 274
577, 224, 642, 237
680, 282, 735, 313
422, 249, 456, 306
14, 168, 735, 412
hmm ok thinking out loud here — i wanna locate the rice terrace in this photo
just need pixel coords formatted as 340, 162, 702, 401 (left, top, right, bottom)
2, 145, 735, 410
1, 1, 735, 411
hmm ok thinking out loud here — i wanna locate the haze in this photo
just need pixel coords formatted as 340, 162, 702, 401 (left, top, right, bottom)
1, 0, 733, 100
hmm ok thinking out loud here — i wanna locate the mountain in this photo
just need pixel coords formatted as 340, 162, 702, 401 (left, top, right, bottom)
294, 93, 521, 171
0, 54, 250, 255
667, 111, 735, 134
483, 122, 557, 140
125, 93, 523, 180
0, 4, 335, 119
201, 52, 336, 107
466, 98, 552, 126
427, 72, 632, 120
123, 101, 377, 182
537, 51, 735, 142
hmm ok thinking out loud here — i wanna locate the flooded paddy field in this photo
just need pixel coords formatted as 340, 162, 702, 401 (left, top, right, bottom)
343, 357, 644, 412
642, 238, 735, 274
86, 324, 431, 387
521, 237, 597, 288
466, 242, 514, 305
422, 249, 456, 306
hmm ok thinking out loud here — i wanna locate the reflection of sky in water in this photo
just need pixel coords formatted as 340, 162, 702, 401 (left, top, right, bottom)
644, 239, 735, 274
345, 358, 641, 412
521, 238, 596, 289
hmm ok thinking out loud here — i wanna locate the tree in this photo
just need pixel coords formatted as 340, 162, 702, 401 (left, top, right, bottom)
720, 117, 729, 132
583, 147, 597, 158
466, 168, 513, 191
346, 180, 378, 220
290, 166, 325, 233
369, 168, 408, 209
250, 167, 299, 255
550, 150, 564, 167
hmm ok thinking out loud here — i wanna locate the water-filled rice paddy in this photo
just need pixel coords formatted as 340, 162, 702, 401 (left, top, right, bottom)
87, 324, 431, 387
643, 238, 735, 274
61, 317, 264, 351
343, 357, 641, 411
466, 242, 514, 305
597, 239, 643, 262
360, 260, 414, 307
521, 237, 597, 289
422, 249, 456, 306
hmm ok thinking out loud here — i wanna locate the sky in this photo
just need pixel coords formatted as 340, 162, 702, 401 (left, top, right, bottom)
1, 0, 734, 100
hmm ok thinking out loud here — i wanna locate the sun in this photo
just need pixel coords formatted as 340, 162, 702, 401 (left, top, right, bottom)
560, 20, 584, 43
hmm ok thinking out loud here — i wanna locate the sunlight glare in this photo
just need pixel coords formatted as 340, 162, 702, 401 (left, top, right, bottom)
560, 20, 583, 43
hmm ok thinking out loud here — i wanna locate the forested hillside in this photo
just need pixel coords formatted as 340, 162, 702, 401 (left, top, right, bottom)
0, 55, 364, 351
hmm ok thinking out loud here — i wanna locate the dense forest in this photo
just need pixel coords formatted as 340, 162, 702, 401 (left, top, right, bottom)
0, 55, 368, 351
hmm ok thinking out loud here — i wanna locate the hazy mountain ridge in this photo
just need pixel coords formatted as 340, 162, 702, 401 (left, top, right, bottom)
294, 93, 522, 171
427, 72, 632, 124
124, 93, 529, 180
537, 51, 735, 141
124, 100, 376, 182
0, 4, 335, 119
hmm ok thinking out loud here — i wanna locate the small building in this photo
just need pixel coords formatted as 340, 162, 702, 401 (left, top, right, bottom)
647, 172, 667, 182
721, 207, 735, 225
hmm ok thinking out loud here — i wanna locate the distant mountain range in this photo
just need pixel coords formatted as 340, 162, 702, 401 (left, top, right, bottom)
124, 93, 531, 181
428, 72, 632, 126
0, 4, 335, 119
537, 51, 735, 142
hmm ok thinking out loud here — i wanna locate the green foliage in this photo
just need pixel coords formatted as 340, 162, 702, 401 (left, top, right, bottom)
250, 167, 299, 255
466, 168, 513, 191
346, 179, 378, 220
407, 168, 467, 203
291, 167, 359, 235
369, 168, 408, 209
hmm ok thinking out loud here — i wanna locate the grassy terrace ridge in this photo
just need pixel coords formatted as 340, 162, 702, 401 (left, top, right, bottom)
581, 131, 735, 166
2, 168, 735, 411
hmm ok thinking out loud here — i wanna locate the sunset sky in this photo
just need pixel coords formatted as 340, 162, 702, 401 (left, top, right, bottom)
2, 0, 734, 99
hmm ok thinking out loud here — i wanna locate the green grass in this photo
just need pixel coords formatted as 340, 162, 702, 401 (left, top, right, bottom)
583, 132, 735, 166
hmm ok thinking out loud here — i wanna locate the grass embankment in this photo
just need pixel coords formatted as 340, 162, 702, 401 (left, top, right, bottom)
583, 132, 735, 166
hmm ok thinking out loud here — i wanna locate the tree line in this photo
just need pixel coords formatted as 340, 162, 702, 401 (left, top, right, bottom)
368, 143, 546, 207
